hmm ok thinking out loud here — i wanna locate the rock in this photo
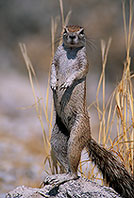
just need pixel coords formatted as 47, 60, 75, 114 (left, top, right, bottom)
5, 175, 122, 198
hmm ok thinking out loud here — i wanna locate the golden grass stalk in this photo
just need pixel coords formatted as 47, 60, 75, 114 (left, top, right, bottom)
19, 43, 50, 153
59, 0, 64, 28
96, 38, 112, 144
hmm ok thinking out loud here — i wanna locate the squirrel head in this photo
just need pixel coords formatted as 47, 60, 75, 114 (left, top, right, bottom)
63, 25, 86, 48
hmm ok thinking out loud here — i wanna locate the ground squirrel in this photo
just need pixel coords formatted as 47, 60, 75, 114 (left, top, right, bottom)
46, 25, 134, 198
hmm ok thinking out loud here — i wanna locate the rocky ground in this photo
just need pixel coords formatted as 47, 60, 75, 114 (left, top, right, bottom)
4, 176, 121, 198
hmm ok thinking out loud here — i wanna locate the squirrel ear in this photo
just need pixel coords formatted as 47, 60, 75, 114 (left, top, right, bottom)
63, 27, 67, 34
79, 28, 84, 35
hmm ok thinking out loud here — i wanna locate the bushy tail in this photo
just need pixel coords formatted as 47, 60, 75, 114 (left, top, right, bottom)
87, 138, 134, 198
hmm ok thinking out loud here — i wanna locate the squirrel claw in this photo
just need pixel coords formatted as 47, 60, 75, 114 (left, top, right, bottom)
60, 85, 67, 90
60, 81, 71, 90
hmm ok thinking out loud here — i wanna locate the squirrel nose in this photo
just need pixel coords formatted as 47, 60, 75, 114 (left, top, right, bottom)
69, 35, 76, 40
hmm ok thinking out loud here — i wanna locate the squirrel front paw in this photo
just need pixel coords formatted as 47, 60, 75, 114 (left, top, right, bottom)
60, 78, 73, 90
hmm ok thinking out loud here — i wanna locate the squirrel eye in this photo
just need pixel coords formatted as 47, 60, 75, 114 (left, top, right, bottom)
79, 29, 84, 35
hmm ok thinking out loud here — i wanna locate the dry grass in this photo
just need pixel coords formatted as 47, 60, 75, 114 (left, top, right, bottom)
20, 0, 134, 184
94, 0, 134, 178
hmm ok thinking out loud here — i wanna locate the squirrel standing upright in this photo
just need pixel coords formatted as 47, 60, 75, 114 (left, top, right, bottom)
47, 25, 134, 198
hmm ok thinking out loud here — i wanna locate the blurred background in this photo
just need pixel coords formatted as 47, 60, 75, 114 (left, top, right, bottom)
0, 0, 133, 194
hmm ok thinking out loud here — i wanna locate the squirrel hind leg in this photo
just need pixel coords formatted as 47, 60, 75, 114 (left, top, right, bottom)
67, 114, 91, 177
50, 123, 70, 172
